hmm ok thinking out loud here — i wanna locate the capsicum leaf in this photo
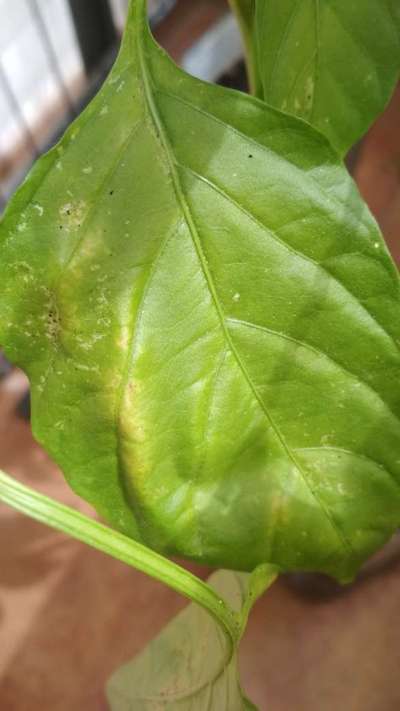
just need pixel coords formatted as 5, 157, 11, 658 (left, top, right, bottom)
234, 0, 400, 155
228, 0, 261, 95
1, 0, 400, 581
107, 567, 275, 710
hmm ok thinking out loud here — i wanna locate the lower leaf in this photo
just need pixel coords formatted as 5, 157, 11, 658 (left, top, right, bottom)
107, 567, 276, 710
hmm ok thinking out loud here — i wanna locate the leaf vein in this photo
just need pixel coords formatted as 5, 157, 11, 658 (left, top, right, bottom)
227, 316, 400, 428
138, 35, 355, 558
179, 163, 399, 357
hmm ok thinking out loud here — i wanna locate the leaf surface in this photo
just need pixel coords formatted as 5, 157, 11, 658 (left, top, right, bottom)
1, 0, 400, 580
107, 567, 275, 710
237, 0, 400, 154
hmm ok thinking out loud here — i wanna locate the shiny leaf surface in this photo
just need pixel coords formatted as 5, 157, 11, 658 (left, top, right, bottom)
1, 0, 400, 580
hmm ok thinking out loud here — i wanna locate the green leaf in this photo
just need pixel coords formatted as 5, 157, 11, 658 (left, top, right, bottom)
107, 567, 275, 710
227, 1, 260, 95
1, 0, 400, 581
242, 0, 400, 154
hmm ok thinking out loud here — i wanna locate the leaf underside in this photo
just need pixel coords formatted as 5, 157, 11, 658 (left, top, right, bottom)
107, 568, 273, 710
1, 1, 400, 581
244, 0, 400, 155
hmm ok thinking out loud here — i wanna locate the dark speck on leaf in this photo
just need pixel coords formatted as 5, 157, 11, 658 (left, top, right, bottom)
248, 154, 253, 158
109, 190, 114, 196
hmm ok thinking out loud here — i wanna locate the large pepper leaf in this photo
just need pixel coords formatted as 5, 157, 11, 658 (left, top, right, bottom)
107, 567, 276, 710
1, 0, 400, 581
232, 0, 400, 155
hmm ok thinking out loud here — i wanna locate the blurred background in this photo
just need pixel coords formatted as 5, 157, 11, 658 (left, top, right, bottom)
0, 2, 399, 710
0, 0, 245, 207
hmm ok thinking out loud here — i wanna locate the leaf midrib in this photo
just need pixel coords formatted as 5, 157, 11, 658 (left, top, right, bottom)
154, 86, 400, 357
173, 161, 400, 427
135, 27, 353, 557
177, 158, 400, 355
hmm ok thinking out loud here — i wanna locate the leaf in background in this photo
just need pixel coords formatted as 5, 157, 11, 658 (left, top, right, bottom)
1, 0, 400, 581
246, 0, 400, 155
227, 0, 260, 95
107, 567, 275, 710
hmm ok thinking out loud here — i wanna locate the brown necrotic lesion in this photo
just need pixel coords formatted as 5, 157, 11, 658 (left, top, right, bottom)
46, 305, 60, 341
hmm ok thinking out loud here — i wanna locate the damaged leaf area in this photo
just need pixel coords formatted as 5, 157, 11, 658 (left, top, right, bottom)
1, 0, 400, 581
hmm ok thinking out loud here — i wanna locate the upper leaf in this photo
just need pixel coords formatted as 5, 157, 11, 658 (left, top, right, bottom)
1, 0, 400, 581
236, 0, 400, 155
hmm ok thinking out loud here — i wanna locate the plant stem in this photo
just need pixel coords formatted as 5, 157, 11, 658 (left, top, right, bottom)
0, 469, 241, 649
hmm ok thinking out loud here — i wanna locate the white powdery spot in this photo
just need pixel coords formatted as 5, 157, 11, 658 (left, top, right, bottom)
320, 434, 334, 446
100, 105, 109, 116
96, 293, 108, 306
76, 335, 93, 352
60, 202, 73, 215
82, 166, 93, 175
75, 363, 100, 373
232, 293, 241, 302
59, 200, 87, 230
33, 203, 44, 217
